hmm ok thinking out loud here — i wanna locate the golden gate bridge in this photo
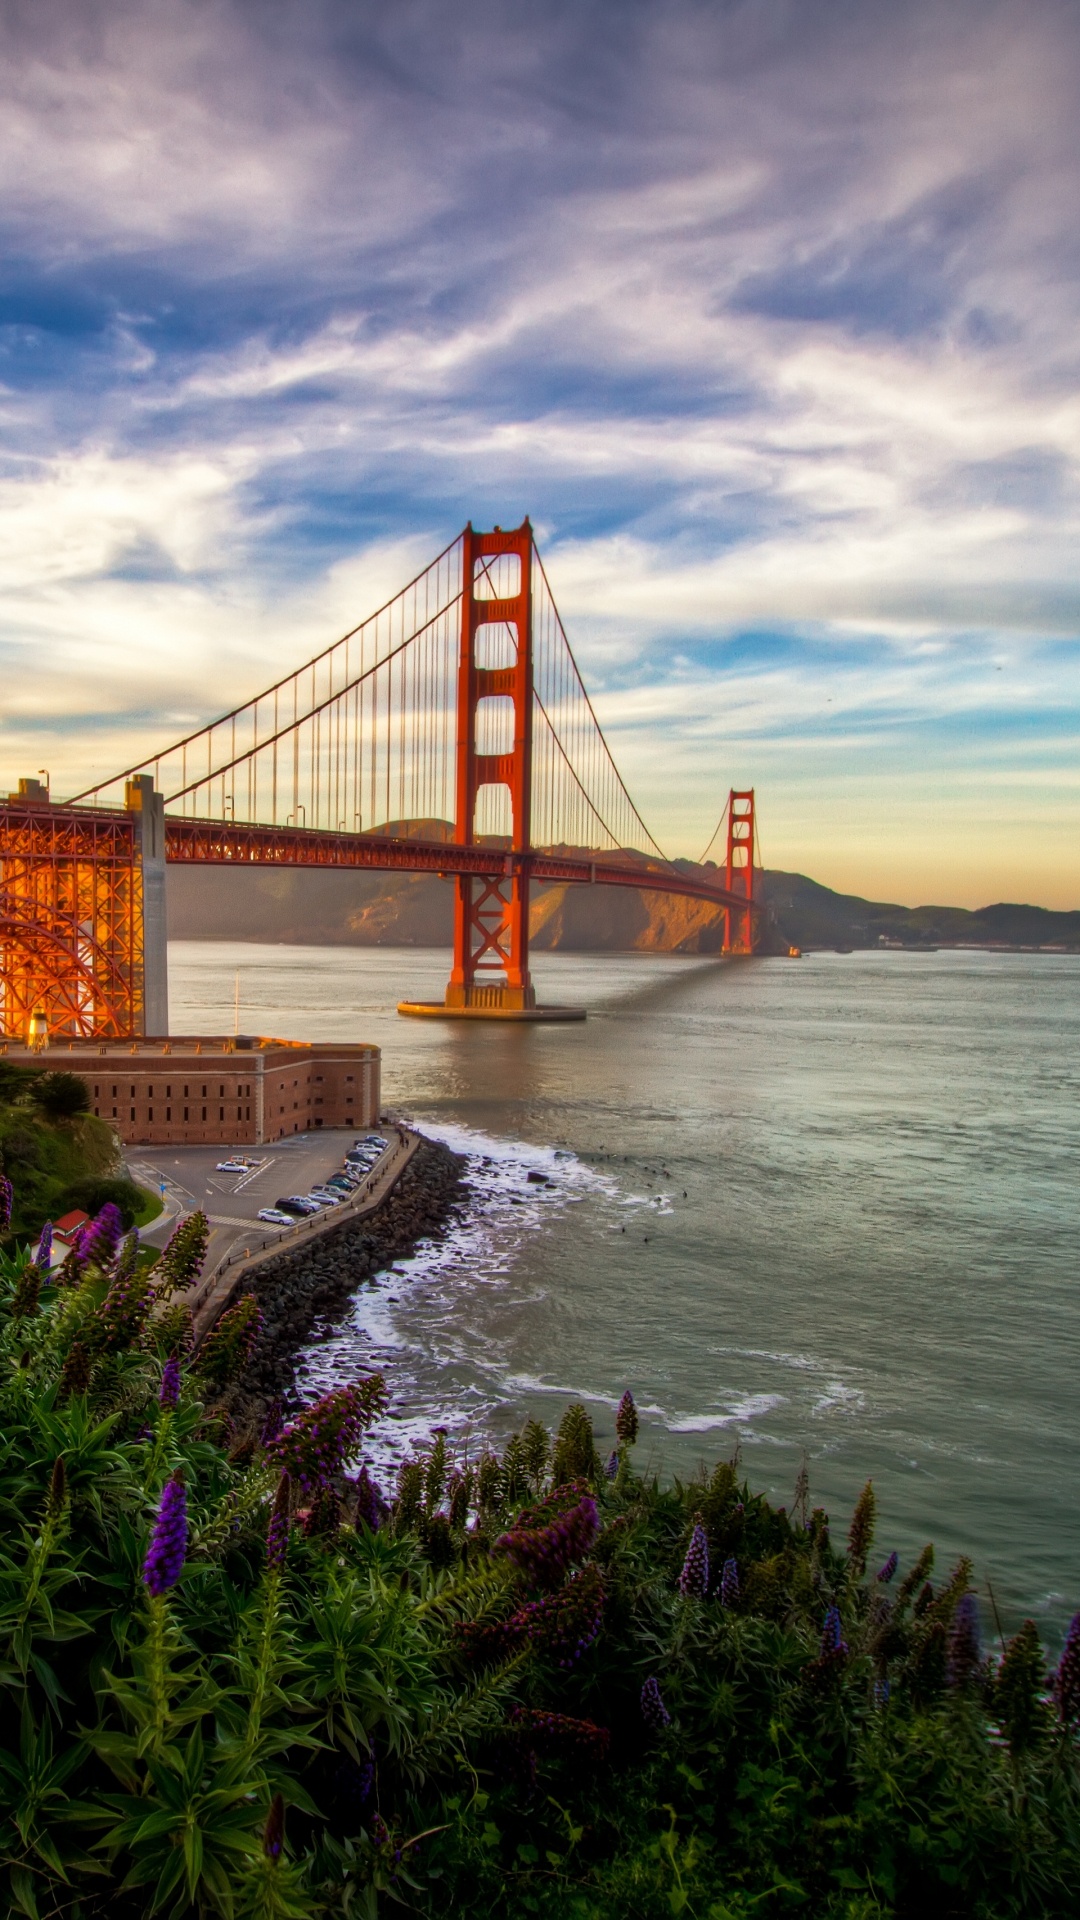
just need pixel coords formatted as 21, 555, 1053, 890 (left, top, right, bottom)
0, 518, 761, 1038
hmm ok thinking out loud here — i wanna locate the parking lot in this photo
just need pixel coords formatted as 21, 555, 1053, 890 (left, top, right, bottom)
126, 1127, 387, 1274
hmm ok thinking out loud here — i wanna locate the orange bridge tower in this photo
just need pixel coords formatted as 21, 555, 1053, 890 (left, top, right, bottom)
722, 788, 758, 956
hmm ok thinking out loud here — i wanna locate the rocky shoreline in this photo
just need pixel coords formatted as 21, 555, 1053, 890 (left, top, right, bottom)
211, 1133, 468, 1441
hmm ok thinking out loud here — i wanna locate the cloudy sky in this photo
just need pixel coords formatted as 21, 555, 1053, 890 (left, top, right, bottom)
1, 0, 1078, 906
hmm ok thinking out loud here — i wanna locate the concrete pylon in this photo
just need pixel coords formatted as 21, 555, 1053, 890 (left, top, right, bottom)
125, 776, 169, 1035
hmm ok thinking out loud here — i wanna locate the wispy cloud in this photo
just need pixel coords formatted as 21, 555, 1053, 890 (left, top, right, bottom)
0, 0, 1077, 903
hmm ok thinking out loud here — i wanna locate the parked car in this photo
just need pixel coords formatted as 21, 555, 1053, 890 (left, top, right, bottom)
257, 1208, 293, 1226
276, 1196, 320, 1216
304, 1191, 339, 1208
217, 1158, 253, 1173
325, 1176, 354, 1192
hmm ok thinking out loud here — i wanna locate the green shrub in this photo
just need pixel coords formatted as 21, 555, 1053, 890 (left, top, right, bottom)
57, 1174, 145, 1230
30, 1070, 91, 1118
0, 1208, 1078, 1919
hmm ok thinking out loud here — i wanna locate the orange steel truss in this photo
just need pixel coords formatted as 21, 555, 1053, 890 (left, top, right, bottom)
447, 519, 536, 1010
722, 789, 758, 955
0, 803, 144, 1039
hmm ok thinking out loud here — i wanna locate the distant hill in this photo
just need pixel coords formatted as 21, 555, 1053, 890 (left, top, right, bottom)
166, 858, 1080, 954
761, 872, 1080, 952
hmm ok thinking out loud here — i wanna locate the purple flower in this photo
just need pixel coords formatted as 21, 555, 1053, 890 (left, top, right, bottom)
641, 1675, 671, 1732
83, 1201, 123, 1268
947, 1592, 981, 1690
159, 1355, 181, 1410
508, 1707, 610, 1755
821, 1605, 847, 1655
678, 1524, 709, 1598
1053, 1613, 1080, 1724
459, 1564, 605, 1670
0, 1176, 13, 1231
720, 1556, 740, 1606
142, 1470, 188, 1597
604, 1449, 618, 1481
495, 1493, 600, 1587
268, 1379, 389, 1494
355, 1742, 376, 1804
260, 1396, 284, 1447
263, 1794, 285, 1862
266, 1474, 291, 1569
876, 1551, 899, 1584
354, 1464, 388, 1533
371, 1813, 390, 1849
615, 1390, 639, 1446
37, 1221, 53, 1269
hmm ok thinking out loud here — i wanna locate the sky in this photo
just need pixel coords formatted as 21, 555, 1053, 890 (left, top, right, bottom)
0, 0, 1078, 908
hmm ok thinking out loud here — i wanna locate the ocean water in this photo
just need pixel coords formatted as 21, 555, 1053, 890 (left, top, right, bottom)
169, 941, 1080, 1638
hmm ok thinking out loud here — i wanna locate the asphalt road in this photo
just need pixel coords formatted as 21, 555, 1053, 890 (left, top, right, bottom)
126, 1127, 386, 1274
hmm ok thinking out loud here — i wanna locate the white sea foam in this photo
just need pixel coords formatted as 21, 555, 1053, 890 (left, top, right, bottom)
294, 1119, 620, 1473
667, 1392, 788, 1433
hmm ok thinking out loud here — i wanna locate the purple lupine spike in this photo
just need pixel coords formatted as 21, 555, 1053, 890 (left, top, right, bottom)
266, 1474, 291, 1569
37, 1221, 53, 1269
604, 1449, 618, 1480
0, 1176, 13, 1232
263, 1794, 285, 1862
260, 1396, 284, 1448
354, 1464, 388, 1533
268, 1379, 389, 1493
458, 1563, 605, 1670
640, 1675, 671, 1731
677, 1523, 709, 1598
720, 1555, 740, 1606
821, 1605, 846, 1654
83, 1201, 124, 1269
876, 1551, 899, 1584
159, 1355, 181, 1410
494, 1492, 600, 1587
142, 1470, 188, 1597
615, 1390, 639, 1446
354, 1740, 376, 1804
1053, 1612, 1080, 1724
947, 1592, 981, 1689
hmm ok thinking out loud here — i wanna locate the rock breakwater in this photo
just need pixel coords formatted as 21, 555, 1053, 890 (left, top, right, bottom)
211, 1134, 467, 1439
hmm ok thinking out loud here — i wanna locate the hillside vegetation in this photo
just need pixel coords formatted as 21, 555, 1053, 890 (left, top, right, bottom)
2, 1188, 1080, 1918
0, 1063, 124, 1240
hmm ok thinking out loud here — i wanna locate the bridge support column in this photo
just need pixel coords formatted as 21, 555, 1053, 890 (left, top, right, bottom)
125, 776, 169, 1034
722, 789, 758, 956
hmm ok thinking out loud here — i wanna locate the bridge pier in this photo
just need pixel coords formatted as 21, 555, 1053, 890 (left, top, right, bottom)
126, 775, 169, 1034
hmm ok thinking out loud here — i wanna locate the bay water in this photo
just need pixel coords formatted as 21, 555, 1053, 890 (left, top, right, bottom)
169, 942, 1080, 1639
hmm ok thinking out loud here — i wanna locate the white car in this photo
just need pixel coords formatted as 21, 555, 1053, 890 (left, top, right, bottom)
304, 1191, 339, 1208
217, 1158, 253, 1173
257, 1207, 293, 1226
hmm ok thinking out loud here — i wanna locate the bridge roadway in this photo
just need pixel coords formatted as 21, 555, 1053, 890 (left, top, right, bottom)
162, 816, 748, 913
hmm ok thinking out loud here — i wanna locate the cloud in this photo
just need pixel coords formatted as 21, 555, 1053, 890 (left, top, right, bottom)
0, 0, 1077, 903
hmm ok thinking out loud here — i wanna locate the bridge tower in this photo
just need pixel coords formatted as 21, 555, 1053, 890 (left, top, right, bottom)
445, 519, 537, 1013
722, 788, 758, 955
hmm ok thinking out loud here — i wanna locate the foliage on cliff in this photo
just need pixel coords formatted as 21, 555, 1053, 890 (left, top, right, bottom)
2, 1195, 1080, 1919
0, 1062, 120, 1240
